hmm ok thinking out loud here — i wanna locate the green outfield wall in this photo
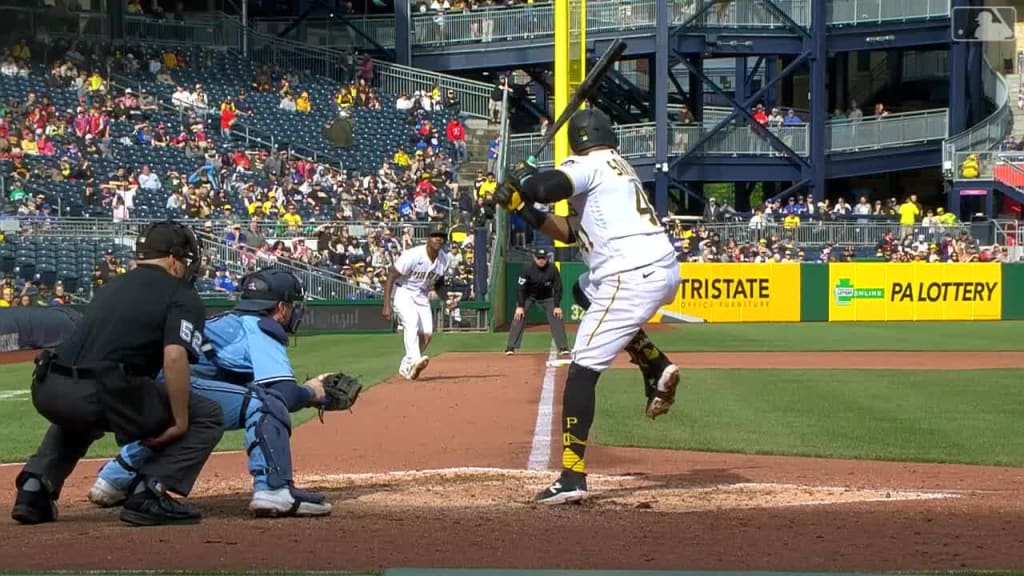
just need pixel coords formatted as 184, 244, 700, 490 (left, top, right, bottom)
502, 262, 1024, 325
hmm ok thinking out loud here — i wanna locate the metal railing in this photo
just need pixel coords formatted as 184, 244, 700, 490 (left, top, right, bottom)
992, 219, 1024, 247
671, 123, 811, 156
1, 216, 447, 242
675, 0, 811, 28
827, 109, 949, 153
197, 231, 375, 300
507, 123, 658, 167
701, 218, 972, 247
244, 30, 495, 119
944, 57, 1012, 168
827, 0, 950, 25
411, 0, 657, 48
123, 14, 242, 47
252, 15, 397, 51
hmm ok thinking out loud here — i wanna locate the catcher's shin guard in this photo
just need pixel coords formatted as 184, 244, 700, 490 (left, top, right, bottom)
245, 388, 295, 491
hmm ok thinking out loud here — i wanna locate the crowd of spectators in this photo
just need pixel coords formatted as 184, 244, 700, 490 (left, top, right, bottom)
0, 33, 493, 302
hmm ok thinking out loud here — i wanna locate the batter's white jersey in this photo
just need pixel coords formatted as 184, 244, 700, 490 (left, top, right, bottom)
392, 244, 450, 305
558, 149, 677, 284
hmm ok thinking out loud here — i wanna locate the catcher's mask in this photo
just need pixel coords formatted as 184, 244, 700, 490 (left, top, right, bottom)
135, 220, 202, 284
236, 268, 307, 334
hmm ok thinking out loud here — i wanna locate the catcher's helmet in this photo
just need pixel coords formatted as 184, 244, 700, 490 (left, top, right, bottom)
568, 108, 618, 155
236, 268, 307, 333
135, 220, 202, 284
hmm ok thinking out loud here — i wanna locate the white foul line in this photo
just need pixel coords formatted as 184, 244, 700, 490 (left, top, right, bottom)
527, 343, 558, 471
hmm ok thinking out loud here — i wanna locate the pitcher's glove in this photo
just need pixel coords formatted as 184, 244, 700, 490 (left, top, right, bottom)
494, 157, 539, 212
317, 372, 363, 422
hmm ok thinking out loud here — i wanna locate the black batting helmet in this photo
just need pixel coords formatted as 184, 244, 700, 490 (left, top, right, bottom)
135, 220, 202, 283
568, 108, 618, 155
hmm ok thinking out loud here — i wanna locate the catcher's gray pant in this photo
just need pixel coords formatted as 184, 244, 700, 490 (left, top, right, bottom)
506, 296, 569, 351
22, 371, 223, 499
96, 379, 298, 494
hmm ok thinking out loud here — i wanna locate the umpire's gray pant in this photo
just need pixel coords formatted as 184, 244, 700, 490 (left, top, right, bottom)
23, 372, 224, 499
506, 297, 569, 351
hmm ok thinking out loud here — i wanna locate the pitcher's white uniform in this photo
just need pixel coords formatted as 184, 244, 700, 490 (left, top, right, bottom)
561, 149, 680, 372
391, 244, 450, 377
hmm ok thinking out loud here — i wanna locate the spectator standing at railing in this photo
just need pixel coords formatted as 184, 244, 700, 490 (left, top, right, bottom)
898, 195, 920, 238
853, 196, 872, 216
446, 116, 467, 164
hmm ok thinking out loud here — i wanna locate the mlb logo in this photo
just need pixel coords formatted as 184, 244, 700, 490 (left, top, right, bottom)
952, 6, 1016, 42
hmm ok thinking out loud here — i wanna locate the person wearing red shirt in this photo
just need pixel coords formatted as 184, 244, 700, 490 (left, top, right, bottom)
446, 117, 467, 163
220, 105, 236, 138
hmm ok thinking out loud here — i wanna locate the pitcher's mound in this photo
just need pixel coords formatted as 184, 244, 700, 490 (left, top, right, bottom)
219, 468, 960, 513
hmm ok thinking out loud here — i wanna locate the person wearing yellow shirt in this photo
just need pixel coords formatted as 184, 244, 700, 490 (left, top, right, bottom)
337, 90, 353, 109
783, 212, 800, 233
11, 40, 30, 61
393, 147, 410, 167
898, 194, 920, 238
282, 204, 303, 229
478, 173, 497, 200
296, 92, 311, 113
936, 207, 957, 226
88, 72, 105, 92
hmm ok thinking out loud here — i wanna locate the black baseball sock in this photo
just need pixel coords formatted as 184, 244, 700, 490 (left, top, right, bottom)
624, 329, 668, 372
560, 363, 601, 478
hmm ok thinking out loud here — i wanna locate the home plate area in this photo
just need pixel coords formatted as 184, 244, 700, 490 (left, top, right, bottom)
193, 468, 960, 512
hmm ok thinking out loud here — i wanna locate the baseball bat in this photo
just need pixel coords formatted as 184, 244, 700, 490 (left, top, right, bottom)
529, 38, 628, 162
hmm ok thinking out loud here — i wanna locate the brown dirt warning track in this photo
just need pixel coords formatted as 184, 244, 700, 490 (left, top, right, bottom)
0, 348, 1023, 572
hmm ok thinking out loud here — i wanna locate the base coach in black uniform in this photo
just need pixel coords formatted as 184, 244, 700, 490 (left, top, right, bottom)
12, 221, 224, 527
505, 249, 570, 356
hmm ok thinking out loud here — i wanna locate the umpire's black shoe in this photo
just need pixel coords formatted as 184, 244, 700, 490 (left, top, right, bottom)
11, 473, 58, 525
120, 478, 201, 527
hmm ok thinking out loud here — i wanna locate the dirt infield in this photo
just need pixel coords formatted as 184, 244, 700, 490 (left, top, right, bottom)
1, 349, 1024, 572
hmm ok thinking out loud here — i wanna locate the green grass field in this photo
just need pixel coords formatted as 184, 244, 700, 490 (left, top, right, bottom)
0, 321, 1020, 465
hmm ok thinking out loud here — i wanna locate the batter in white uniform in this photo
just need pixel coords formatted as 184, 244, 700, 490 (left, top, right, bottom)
382, 227, 452, 380
494, 108, 682, 505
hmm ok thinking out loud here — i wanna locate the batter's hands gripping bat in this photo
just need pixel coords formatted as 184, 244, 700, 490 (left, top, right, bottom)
528, 38, 628, 163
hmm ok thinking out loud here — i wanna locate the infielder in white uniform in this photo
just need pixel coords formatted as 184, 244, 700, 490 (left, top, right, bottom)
382, 226, 453, 380
494, 108, 682, 505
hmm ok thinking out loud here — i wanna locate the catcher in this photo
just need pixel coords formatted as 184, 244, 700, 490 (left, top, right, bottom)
87, 268, 361, 518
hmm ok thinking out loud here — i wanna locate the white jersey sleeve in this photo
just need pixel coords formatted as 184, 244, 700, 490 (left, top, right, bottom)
559, 149, 676, 283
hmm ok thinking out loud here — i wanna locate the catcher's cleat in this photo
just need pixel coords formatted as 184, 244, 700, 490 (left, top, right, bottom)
535, 471, 589, 505
250, 486, 332, 518
410, 355, 430, 380
557, 349, 571, 358
645, 364, 680, 420
88, 477, 127, 508
120, 478, 201, 526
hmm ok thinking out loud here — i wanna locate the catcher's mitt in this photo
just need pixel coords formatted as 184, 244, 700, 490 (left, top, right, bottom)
317, 372, 362, 421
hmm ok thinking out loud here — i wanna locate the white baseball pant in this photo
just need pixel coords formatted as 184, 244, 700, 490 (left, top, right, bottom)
393, 289, 433, 370
572, 260, 680, 372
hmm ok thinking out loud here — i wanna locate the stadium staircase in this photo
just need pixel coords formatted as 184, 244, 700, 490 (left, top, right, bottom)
196, 231, 376, 300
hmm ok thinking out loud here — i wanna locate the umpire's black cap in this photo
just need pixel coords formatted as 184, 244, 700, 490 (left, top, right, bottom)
135, 220, 202, 282
534, 248, 550, 259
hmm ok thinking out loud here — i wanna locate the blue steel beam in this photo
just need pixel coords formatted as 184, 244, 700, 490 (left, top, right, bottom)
394, 0, 411, 65
673, 158, 802, 182
826, 144, 943, 178
806, 0, 827, 204
413, 33, 655, 71
949, 0, 968, 134
826, 20, 951, 52
758, 0, 812, 38
673, 34, 805, 55
654, 0, 670, 217
769, 179, 812, 202
674, 55, 812, 168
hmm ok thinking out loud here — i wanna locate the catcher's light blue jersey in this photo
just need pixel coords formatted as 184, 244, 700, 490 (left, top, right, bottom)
193, 313, 295, 386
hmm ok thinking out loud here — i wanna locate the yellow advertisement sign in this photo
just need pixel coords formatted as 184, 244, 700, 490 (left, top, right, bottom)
654, 263, 802, 323
828, 263, 1002, 321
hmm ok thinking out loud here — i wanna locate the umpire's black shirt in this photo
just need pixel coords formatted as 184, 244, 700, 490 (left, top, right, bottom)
516, 261, 562, 307
56, 264, 206, 377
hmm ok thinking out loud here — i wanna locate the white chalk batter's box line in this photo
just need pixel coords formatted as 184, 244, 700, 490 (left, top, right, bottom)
0, 390, 28, 401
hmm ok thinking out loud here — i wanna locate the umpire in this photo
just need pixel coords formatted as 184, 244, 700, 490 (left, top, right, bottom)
505, 249, 570, 356
12, 221, 224, 527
